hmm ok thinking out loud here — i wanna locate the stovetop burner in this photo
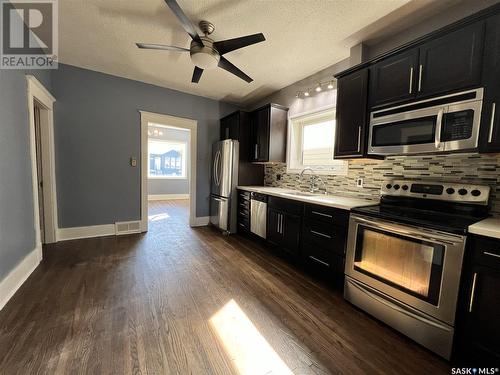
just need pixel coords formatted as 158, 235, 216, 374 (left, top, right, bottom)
352, 180, 491, 234
352, 204, 489, 234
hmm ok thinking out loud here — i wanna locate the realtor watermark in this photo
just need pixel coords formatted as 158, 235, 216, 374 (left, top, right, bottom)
1, 0, 58, 69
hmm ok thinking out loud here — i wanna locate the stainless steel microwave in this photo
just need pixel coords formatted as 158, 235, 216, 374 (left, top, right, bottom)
368, 88, 484, 156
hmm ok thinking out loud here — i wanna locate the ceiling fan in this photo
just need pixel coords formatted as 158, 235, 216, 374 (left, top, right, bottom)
136, 0, 266, 83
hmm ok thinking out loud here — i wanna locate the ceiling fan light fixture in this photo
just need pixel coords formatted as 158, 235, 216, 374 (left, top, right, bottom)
190, 38, 220, 70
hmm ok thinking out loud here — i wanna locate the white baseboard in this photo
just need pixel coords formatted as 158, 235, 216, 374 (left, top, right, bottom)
148, 194, 189, 201
190, 216, 210, 227
0, 246, 41, 310
57, 224, 116, 241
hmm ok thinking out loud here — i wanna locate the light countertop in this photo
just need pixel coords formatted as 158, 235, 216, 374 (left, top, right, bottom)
237, 186, 379, 211
469, 218, 500, 240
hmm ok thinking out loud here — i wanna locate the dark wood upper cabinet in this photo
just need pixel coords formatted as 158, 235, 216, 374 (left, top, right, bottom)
220, 112, 240, 140
334, 68, 369, 159
250, 104, 288, 163
417, 21, 485, 98
480, 14, 500, 152
369, 48, 419, 108
220, 110, 264, 185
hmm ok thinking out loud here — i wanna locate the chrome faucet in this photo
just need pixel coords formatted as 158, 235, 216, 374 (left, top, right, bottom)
299, 167, 320, 193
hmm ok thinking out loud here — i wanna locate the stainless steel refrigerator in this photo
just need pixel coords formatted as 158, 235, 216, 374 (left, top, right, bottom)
210, 140, 239, 233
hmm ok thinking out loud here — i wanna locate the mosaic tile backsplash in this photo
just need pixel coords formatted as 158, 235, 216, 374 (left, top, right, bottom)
264, 154, 500, 217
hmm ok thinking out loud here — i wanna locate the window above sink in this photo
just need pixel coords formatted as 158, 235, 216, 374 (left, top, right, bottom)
287, 107, 348, 175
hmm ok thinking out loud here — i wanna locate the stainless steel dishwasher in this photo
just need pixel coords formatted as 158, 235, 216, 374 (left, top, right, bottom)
250, 192, 267, 239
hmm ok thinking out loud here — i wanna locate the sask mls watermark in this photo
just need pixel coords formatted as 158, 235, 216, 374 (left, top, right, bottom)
1, 0, 58, 69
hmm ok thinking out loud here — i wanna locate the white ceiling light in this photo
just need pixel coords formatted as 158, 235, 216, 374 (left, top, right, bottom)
315, 83, 322, 92
304, 90, 310, 97
190, 38, 220, 70
327, 81, 334, 89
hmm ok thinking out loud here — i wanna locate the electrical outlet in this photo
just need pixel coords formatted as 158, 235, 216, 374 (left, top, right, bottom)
356, 178, 364, 188
130, 157, 137, 167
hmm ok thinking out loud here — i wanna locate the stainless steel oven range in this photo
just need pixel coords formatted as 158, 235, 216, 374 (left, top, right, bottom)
345, 180, 491, 359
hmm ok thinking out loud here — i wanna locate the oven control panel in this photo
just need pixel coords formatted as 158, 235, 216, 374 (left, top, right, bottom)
381, 180, 490, 205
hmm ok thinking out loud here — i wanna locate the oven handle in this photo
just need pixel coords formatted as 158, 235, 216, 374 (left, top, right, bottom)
435, 108, 444, 149
351, 215, 464, 246
348, 277, 452, 332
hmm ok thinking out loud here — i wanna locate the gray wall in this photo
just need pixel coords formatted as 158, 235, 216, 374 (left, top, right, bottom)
148, 126, 190, 196
0, 69, 51, 281
52, 64, 237, 227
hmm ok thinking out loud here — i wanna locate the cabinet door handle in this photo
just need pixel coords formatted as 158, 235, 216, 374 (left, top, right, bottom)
409, 66, 414, 94
357, 126, 362, 153
483, 251, 500, 259
309, 256, 329, 267
310, 230, 332, 239
418, 64, 423, 92
311, 211, 333, 219
254, 144, 258, 159
488, 102, 496, 144
468, 272, 478, 313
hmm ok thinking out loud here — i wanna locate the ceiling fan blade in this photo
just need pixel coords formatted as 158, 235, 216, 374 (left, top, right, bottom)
192, 66, 203, 83
218, 57, 253, 83
136, 43, 189, 52
164, 0, 203, 45
214, 33, 265, 55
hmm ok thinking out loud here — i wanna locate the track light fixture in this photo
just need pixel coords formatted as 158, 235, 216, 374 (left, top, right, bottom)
295, 77, 335, 99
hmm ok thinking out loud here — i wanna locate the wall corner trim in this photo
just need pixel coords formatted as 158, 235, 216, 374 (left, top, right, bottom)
0, 246, 41, 311
57, 224, 116, 241
190, 216, 210, 227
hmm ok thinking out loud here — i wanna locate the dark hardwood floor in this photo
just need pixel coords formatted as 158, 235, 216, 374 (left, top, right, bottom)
0, 200, 449, 374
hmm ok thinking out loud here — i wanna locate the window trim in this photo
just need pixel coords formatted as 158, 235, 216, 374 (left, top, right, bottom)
286, 105, 347, 176
147, 139, 188, 179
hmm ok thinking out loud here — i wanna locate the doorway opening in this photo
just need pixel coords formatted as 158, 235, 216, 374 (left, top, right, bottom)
147, 124, 190, 229
27, 76, 57, 252
140, 111, 197, 232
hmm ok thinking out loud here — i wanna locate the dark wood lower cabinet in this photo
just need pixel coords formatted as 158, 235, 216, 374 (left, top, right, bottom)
243, 193, 349, 287
267, 207, 283, 245
281, 213, 301, 256
267, 208, 301, 257
454, 235, 500, 366
237, 190, 251, 233
301, 214, 348, 287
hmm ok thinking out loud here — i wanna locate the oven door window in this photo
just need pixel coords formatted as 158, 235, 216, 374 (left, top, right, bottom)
354, 226, 444, 305
371, 116, 437, 147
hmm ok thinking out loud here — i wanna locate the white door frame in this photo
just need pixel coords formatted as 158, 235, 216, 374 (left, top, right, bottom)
139, 110, 197, 231
26, 75, 58, 248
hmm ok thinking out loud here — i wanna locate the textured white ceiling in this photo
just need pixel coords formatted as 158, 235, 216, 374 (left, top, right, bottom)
59, 0, 411, 104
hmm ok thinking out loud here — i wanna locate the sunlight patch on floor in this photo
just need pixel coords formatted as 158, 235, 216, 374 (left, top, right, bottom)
210, 299, 294, 375
148, 213, 170, 222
